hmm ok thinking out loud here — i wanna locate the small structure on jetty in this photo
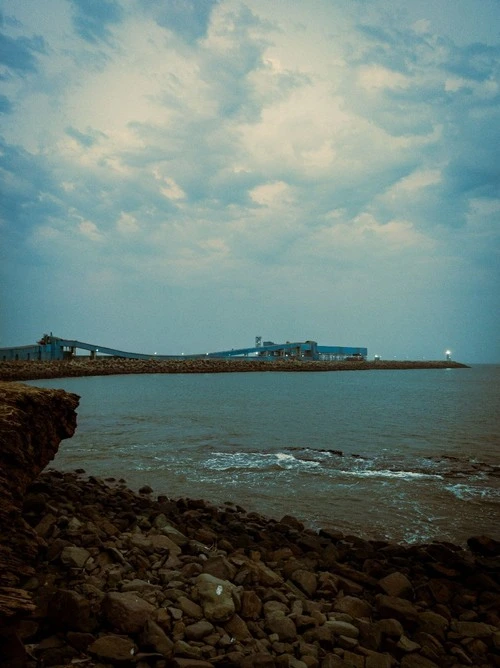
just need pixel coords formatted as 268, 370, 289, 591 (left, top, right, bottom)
0, 334, 367, 362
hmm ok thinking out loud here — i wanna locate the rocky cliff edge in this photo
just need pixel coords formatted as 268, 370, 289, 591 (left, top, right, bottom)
0, 382, 79, 659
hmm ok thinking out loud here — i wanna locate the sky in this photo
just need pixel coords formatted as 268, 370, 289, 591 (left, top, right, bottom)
1, 0, 499, 363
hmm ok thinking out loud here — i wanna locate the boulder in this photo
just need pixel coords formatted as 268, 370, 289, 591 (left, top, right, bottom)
376, 595, 419, 625
129, 532, 179, 555
184, 620, 215, 641
224, 613, 252, 641
177, 595, 204, 619
102, 591, 155, 633
265, 611, 297, 642
378, 571, 413, 599
49, 589, 96, 632
140, 618, 174, 657
326, 620, 359, 639
400, 655, 439, 667
333, 595, 372, 619
450, 620, 496, 638
60, 545, 91, 568
291, 569, 318, 597
416, 611, 448, 640
88, 634, 137, 663
240, 589, 263, 619
194, 573, 236, 623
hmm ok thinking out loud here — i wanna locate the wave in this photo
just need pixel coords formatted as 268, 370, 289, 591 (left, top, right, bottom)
204, 451, 321, 472
444, 483, 500, 502
339, 469, 443, 480
284, 447, 500, 479
200, 450, 445, 481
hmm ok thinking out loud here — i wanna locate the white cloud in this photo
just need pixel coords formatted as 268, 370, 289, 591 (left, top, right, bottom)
358, 65, 410, 91
78, 220, 105, 242
249, 180, 293, 207
156, 175, 186, 201
301, 213, 435, 262
412, 19, 432, 35
116, 212, 140, 235
378, 169, 443, 207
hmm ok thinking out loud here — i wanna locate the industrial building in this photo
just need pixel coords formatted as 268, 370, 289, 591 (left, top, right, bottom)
0, 335, 367, 362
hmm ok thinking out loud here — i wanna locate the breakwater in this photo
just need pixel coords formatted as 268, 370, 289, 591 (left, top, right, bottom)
0, 358, 468, 382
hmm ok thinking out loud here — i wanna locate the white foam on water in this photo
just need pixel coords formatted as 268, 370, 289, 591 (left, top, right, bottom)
204, 450, 320, 472
276, 452, 320, 468
276, 453, 296, 462
444, 483, 500, 501
339, 469, 443, 480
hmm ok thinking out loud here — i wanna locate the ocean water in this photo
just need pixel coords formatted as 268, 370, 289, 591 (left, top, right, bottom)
27, 365, 500, 545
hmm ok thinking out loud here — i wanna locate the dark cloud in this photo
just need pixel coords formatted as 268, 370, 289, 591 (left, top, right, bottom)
0, 31, 45, 73
65, 126, 106, 148
0, 94, 13, 113
69, 0, 124, 44
140, 0, 218, 42
444, 117, 500, 199
198, 6, 275, 119
354, 22, 418, 73
358, 24, 398, 49
446, 42, 500, 81
0, 138, 62, 241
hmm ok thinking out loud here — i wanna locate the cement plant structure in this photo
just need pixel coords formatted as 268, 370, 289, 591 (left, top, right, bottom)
1, 335, 367, 363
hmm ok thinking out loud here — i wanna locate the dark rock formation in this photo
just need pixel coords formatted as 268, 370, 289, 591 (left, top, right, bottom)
0, 382, 79, 664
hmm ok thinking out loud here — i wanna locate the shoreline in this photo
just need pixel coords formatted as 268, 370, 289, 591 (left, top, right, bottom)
0, 358, 469, 382
1, 379, 499, 668
13, 469, 500, 667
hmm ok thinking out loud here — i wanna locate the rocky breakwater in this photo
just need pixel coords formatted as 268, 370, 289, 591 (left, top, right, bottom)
0, 358, 469, 382
0, 382, 79, 664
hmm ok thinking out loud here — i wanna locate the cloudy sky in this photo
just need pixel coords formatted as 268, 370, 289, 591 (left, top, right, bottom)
1, 0, 499, 362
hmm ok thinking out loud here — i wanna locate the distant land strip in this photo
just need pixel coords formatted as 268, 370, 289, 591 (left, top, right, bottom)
0, 358, 469, 382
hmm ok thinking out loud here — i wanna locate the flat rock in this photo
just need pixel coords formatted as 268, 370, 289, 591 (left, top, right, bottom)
60, 545, 91, 568
88, 634, 137, 663
378, 571, 413, 599
102, 591, 156, 633
376, 594, 419, 625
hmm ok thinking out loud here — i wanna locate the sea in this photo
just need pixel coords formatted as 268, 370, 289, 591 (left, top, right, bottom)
26, 365, 500, 546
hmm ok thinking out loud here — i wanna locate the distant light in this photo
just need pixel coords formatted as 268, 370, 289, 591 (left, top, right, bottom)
154, 352, 157, 355
446, 350, 451, 355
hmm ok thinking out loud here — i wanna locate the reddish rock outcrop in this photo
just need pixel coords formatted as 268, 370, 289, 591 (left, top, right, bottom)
0, 382, 79, 663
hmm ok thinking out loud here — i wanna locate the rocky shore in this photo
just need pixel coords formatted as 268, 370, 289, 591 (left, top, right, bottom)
8, 470, 500, 668
0, 358, 469, 382
2, 380, 499, 668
